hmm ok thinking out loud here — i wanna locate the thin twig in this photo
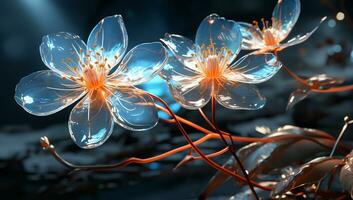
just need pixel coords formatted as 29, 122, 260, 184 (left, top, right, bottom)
40, 134, 216, 171
149, 93, 272, 191
314, 116, 353, 198
208, 96, 259, 200
330, 116, 353, 157
157, 105, 341, 143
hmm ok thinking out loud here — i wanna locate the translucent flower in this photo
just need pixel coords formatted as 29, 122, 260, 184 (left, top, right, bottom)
15, 15, 168, 149
238, 0, 326, 53
160, 14, 282, 110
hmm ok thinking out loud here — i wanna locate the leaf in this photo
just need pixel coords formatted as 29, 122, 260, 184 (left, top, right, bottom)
272, 157, 344, 196
286, 74, 344, 110
275, 125, 334, 139
238, 126, 335, 178
228, 181, 276, 200
339, 150, 353, 199
286, 87, 309, 110
200, 125, 334, 198
255, 126, 272, 135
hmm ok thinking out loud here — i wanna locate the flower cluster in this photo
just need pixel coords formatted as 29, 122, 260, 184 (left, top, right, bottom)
15, 15, 167, 149
15, 0, 324, 148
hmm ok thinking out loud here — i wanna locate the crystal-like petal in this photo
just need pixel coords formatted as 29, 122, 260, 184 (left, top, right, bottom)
15, 70, 85, 116
272, 0, 301, 42
277, 17, 326, 51
195, 14, 242, 63
160, 52, 200, 81
87, 15, 128, 71
168, 77, 211, 110
238, 22, 265, 50
40, 32, 86, 77
111, 42, 167, 85
215, 82, 266, 110
227, 53, 282, 84
169, 78, 212, 110
160, 55, 210, 109
106, 87, 158, 131
69, 90, 114, 149
160, 34, 200, 71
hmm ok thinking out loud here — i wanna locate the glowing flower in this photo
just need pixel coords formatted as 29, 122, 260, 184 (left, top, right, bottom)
160, 14, 282, 110
15, 15, 168, 149
239, 0, 326, 53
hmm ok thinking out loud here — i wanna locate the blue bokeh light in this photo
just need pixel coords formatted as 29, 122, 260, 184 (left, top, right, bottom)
139, 76, 181, 119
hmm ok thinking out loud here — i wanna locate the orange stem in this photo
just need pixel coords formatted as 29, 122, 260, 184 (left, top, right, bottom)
46, 134, 218, 171
156, 105, 336, 142
209, 96, 259, 200
311, 85, 353, 93
192, 147, 229, 160
150, 94, 272, 191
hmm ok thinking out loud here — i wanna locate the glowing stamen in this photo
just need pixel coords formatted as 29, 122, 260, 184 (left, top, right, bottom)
252, 17, 279, 46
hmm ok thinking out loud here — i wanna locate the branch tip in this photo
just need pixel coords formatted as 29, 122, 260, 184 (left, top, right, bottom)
344, 116, 350, 123
40, 136, 50, 149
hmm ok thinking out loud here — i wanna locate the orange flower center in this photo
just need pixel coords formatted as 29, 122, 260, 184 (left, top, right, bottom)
263, 29, 278, 46
60, 49, 117, 101
198, 42, 232, 96
252, 18, 280, 47
202, 55, 225, 80
82, 67, 106, 90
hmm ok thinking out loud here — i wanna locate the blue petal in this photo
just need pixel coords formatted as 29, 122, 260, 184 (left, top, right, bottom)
69, 90, 114, 149
277, 17, 326, 51
272, 0, 301, 41
228, 53, 282, 84
112, 42, 167, 85
215, 82, 266, 110
15, 70, 85, 116
159, 50, 200, 81
107, 87, 158, 131
160, 55, 210, 110
160, 34, 200, 70
195, 14, 242, 63
87, 15, 128, 70
40, 32, 86, 77
238, 22, 265, 50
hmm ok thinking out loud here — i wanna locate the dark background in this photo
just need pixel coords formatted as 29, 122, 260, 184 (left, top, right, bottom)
1, 0, 353, 199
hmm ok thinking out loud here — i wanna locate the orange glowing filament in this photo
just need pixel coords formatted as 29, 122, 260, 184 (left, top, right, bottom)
253, 18, 280, 46
82, 65, 106, 90
61, 48, 113, 98
197, 42, 233, 95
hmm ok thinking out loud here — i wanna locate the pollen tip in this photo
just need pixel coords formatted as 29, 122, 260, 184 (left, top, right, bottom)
40, 136, 50, 149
